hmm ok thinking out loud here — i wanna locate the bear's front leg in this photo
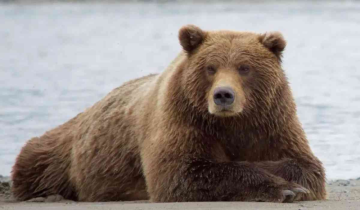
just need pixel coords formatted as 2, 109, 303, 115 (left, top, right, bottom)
142, 151, 309, 202
253, 120, 327, 201
254, 157, 326, 201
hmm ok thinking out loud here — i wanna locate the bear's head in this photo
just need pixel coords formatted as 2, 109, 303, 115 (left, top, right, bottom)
178, 25, 288, 118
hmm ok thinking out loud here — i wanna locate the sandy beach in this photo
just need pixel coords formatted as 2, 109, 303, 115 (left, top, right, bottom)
1, 177, 360, 210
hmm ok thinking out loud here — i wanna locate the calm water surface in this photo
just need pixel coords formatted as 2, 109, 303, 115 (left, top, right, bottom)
0, 2, 360, 179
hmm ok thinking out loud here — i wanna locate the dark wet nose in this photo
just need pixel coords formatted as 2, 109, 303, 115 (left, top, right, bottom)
213, 87, 235, 106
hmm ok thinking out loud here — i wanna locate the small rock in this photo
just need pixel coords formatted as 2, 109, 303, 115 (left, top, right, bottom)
27, 195, 64, 203
334, 180, 350, 186
1, 182, 10, 188
0, 181, 10, 193
343, 190, 348, 193
27, 197, 46, 202
46, 195, 64, 202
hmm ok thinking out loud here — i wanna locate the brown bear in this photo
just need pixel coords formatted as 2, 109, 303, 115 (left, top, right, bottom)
11, 25, 326, 203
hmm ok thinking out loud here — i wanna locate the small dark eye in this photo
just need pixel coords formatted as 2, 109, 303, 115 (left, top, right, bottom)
206, 66, 216, 75
238, 65, 250, 75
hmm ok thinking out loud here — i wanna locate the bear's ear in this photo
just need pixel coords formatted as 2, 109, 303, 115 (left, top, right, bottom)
259, 32, 286, 60
179, 25, 206, 53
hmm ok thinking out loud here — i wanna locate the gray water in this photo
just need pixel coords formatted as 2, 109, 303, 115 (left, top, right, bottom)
1, 2, 360, 180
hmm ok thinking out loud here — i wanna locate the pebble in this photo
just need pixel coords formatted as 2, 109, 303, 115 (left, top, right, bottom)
333, 180, 351, 186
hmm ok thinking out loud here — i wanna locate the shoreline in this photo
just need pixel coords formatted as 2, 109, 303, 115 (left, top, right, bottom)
1, 178, 360, 209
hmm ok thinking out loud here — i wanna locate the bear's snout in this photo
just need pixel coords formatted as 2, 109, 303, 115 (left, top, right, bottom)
213, 87, 235, 107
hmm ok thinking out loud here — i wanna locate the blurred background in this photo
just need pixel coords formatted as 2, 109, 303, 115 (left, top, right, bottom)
0, 0, 359, 180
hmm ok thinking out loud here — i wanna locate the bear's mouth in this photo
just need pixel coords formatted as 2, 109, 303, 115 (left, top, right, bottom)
213, 109, 237, 117
208, 105, 244, 117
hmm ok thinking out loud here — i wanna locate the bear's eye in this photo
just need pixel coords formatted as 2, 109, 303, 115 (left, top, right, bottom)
238, 65, 251, 75
206, 66, 216, 75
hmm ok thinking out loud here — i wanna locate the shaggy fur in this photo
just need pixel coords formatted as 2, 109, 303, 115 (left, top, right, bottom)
12, 25, 326, 202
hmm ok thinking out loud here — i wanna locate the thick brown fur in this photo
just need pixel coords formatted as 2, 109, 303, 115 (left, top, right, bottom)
12, 25, 326, 202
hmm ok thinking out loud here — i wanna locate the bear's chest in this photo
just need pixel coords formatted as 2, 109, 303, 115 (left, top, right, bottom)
217, 133, 279, 162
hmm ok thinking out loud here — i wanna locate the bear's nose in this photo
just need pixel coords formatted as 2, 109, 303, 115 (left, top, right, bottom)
213, 87, 235, 106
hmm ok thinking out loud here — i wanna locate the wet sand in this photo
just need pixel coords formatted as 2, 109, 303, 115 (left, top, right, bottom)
1, 178, 360, 210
